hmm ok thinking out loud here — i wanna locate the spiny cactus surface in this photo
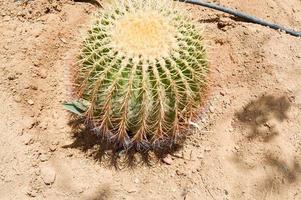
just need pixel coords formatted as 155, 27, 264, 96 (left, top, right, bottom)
74, 0, 208, 149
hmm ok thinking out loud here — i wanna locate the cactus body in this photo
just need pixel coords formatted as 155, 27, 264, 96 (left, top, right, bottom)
76, 0, 208, 148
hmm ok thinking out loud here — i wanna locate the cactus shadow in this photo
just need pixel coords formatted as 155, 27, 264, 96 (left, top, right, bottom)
234, 95, 291, 142
62, 117, 185, 168
230, 94, 301, 197
257, 153, 301, 198
264, 153, 301, 184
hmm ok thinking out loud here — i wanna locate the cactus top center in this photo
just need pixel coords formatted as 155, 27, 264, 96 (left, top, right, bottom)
110, 11, 178, 60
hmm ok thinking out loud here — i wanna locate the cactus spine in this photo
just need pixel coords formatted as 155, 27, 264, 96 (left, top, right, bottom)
75, 0, 208, 149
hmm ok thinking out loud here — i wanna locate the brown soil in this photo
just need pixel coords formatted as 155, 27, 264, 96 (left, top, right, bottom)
1, 0, 301, 199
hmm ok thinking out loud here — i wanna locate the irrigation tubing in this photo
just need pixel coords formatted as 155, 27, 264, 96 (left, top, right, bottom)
181, 0, 301, 37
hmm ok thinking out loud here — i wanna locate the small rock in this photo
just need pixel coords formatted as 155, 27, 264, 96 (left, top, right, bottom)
31, 160, 39, 167
49, 145, 57, 152
66, 152, 73, 157
38, 69, 47, 79
126, 186, 137, 193
197, 153, 204, 159
59, 37, 67, 44
204, 147, 211, 152
26, 189, 37, 197
243, 30, 249, 35
39, 154, 49, 162
264, 120, 277, 128
40, 165, 56, 185
224, 189, 229, 195
193, 143, 201, 148
38, 121, 48, 130
17, 11, 24, 17
176, 170, 186, 176
23, 136, 34, 145
162, 154, 173, 165
3, 16, 10, 22
224, 99, 231, 105
27, 99, 34, 105
172, 151, 183, 158
220, 91, 225, 96
29, 85, 38, 90
35, 168, 41, 176
134, 178, 139, 184
8, 75, 17, 80
14, 96, 22, 103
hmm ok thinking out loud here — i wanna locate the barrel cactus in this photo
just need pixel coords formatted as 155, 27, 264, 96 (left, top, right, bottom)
67, 0, 208, 149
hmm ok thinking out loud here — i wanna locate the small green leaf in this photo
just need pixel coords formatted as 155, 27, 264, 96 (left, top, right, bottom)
73, 99, 90, 111
63, 99, 90, 116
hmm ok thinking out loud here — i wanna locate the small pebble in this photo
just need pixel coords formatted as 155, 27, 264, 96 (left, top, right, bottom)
26, 189, 37, 197
8, 75, 16, 80
39, 69, 47, 79
176, 170, 186, 176
39, 154, 49, 162
49, 145, 57, 152
126, 186, 137, 193
197, 153, 204, 159
29, 85, 38, 90
66, 152, 73, 157
162, 154, 173, 165
172, 151, 183, 158
27, 99, 34, 105
40, 165, 56, 185
14, 96, 22, 103
209, 106, 215, 113
23, 136, 34, 145
3, 16, 10, 22
204, 147, 211, 152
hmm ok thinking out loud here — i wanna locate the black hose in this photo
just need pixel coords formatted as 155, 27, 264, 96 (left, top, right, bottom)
182, 0, 301, 37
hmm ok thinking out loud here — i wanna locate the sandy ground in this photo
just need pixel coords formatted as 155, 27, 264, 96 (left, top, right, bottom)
0, 0, 301, 199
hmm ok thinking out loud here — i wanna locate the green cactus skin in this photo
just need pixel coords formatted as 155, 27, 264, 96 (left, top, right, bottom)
75, 0, 208, 148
